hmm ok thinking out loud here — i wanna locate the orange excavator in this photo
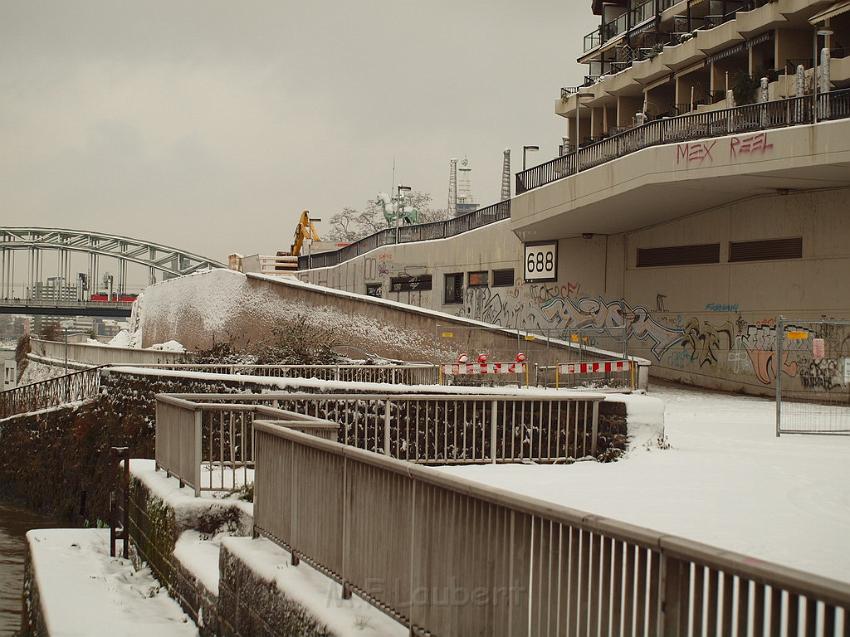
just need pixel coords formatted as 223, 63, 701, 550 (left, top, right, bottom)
290, 210, 321, 256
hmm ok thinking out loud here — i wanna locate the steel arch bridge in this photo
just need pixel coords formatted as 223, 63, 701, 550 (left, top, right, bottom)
0, 227, 225, 300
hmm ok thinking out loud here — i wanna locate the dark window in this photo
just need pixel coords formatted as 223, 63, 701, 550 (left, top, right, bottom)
729, 237, 802, 262
444, 273, 464, 304
637, 243, 720, 267
468, 271, 489, 287
390, 275, 432, 292
365, 283, 382, 298
492, 268, 515, 287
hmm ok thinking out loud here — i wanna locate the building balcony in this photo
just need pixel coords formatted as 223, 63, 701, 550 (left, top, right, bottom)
575, 0, 824, 101
513, 90, 850, 240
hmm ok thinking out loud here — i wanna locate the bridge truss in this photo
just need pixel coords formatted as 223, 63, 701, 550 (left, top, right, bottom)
0, 227, 224, 300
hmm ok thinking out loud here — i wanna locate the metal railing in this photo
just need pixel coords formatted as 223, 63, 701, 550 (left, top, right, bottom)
253, 423, 850, 636
154, 390, 605, 494
128, 363, 440, 385
0, 366, 102, 419
155, 394, 339, 496
517, 89, 850, 194
298, 200, 511, 270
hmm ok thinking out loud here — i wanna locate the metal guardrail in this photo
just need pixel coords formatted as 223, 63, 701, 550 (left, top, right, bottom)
0, 366, 103, 419
155, 395, 338, 496
154, 391, 605, 493
253, 423, 850, 637
297, 200, 511, 270
518, 89, 850, 194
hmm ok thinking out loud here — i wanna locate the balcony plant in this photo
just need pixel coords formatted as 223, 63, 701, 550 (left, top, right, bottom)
732, 71, 760, 105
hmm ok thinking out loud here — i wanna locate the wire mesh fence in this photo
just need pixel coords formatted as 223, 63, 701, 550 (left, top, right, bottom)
776, 317, 850, 436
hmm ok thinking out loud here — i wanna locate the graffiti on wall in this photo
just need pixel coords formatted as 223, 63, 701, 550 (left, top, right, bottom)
681, 319, 734, 367
798, 358, 844, 391
539, 296, 684, 360
730, 132, 773, 159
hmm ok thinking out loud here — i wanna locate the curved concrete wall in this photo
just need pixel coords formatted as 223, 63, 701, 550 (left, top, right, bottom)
296, 186, 850, 400
138, 269, 640, 372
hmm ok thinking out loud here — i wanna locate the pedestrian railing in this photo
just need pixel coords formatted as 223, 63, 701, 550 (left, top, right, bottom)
155, 394, 338, 496
253, 423, 850, 636
132, 363, 440, 385
0, 366, 103, 419
298, 200, 511, 270
157, 391, 604, 469
517, 89, 850, 194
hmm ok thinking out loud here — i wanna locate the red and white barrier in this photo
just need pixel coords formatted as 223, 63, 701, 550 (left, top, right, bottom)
441, 362, 528, 376
558, 360, 630, 375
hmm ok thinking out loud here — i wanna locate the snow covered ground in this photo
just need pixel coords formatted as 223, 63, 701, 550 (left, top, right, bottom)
440, 383, 850, 584
26, 528, 197, 636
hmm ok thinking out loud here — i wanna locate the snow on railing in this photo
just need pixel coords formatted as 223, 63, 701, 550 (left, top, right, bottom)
154, 390, 604, 494
0, 366, 103, 420
131, 362, 441, 385
252, 422, 850, 636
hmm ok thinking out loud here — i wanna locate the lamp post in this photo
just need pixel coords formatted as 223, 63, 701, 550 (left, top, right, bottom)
60, 319, 74, 376
574, 92, 595, 173
522, 146, 540, 172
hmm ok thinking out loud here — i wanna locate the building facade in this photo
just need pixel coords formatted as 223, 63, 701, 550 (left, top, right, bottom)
297, 0, 850, 397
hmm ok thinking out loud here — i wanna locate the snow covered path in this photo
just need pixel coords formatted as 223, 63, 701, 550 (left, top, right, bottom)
27, 528, 197, 636
441, 384, 850, 584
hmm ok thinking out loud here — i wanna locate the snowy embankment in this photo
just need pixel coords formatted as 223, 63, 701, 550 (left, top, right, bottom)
441, 384, 850, 583
26, 528, 197, 636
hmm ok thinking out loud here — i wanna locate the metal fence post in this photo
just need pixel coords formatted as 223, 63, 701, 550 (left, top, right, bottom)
193, 409, 202, 497
384, 400, 392, 456
775, 315, 783, 438
590, 400, 599, 456
490, 400, 498, 463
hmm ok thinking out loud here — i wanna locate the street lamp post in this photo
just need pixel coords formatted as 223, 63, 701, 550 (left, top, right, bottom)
522, 146, 540, 172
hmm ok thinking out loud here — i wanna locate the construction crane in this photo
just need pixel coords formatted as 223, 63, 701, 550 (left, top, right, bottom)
290, 210, 321, 256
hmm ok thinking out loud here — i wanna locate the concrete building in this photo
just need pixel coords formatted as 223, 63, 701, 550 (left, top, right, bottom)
296, 0, 850, 398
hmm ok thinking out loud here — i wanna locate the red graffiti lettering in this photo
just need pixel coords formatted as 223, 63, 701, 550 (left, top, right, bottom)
676, 141, 716, 165
730, 132, 773, 159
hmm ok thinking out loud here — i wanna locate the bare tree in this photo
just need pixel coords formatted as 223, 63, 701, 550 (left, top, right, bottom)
325, 191, 448, 241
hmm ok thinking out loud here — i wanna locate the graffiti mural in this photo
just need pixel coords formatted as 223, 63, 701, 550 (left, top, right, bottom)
736, 323, 809, 385
681, 319, 733, 367
799, 358, 844, 391
539, 296, 684, 360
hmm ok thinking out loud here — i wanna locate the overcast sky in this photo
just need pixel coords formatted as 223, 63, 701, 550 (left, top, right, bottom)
1, 1, 596, 262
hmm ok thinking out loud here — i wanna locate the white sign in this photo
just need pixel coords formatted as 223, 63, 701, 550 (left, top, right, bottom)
812, 338, 825, 361
524, 242, 558, 282
844, 358, 850, 385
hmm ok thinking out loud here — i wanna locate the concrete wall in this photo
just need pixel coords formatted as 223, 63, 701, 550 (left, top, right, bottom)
297, 187, 850, 399
138, 269, 635, 369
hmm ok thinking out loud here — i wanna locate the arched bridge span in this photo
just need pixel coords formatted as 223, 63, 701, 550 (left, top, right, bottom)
0, 227, 224, 300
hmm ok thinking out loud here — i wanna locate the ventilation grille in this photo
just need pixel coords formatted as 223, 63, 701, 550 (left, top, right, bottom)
729, 238, 802, 262
492, 269, 515, 287
637, 244, 720, 267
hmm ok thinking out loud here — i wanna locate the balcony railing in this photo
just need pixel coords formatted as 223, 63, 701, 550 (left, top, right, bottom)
298, 200, 511, 270
517, 89, 850, 195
